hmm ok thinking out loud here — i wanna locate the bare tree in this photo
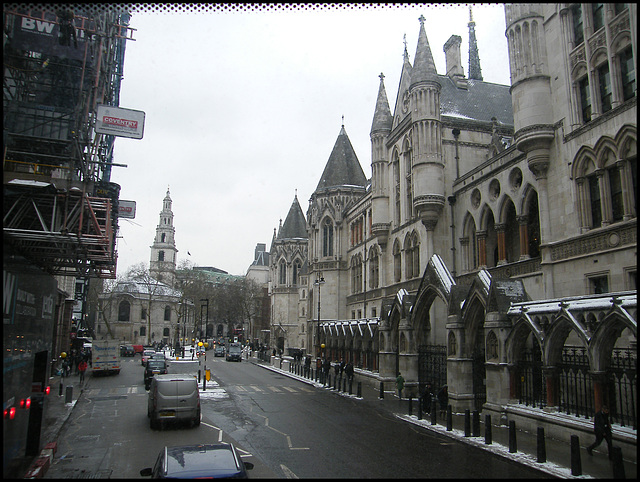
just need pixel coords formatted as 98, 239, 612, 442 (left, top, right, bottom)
125, 262, 165, 345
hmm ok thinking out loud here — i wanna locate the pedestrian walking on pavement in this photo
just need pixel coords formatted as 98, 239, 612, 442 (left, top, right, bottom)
422, 382, 433, 413
78, 359, 88, 384
437, 385, 448, 418
587, 405, 613, 458
396, 372, 405, 399
345, 361, 354, 383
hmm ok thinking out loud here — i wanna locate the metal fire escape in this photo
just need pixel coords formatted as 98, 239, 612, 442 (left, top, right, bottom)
3, 5, 135, 278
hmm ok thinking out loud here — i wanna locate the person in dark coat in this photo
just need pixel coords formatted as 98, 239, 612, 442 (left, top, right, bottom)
587, 405, 613, 457
437, 385, 448, 417
345, 361, 354, 382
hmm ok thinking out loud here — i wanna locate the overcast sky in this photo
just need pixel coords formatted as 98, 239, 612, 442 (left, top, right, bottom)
111, 3, 511, 277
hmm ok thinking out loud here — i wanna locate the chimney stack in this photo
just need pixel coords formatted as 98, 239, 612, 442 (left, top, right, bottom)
443, 35, 467, 89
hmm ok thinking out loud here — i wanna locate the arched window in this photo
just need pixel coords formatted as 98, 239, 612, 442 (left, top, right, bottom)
161, 233, 166, 242
158, 251, 165, 261
369, 247, 379, 289
293, 260, 301, 286
393, 240, 402, 283
163, 327, 170, 337
322, 219, 334, 257
118, 300, 130, 321
164, 305, 171, 321
140, 326, 146, 337
404, 235, 414, 279
393, 152, 401, 225
351, 255, 363, 294
279, 260, 287, 285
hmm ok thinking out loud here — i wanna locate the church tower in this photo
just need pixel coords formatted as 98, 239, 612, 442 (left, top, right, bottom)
150, 187, 178, 285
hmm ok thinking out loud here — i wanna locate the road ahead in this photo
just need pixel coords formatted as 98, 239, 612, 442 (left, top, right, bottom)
45, 350, 551, 478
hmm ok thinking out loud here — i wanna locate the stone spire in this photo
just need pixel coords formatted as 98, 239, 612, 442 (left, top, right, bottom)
410, 14, 438, 88
468, 6, 483, 81
315, 125, 367, 192
278, 194, 308, 240
370, 73, 393, 135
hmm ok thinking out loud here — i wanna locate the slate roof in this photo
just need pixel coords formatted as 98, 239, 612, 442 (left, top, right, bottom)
316, 126, 367, 192
439, 76, 513, 126
277, 195, 308, 240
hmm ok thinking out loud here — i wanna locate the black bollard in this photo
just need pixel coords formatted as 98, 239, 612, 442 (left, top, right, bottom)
380, 381, 384, 399
464, 409, 471, 437
65, 385, 73, 404
59, 379, 63, 396
343, 377, 347, 393
357, 382, 362, 398
537, 427, 546, 463
570, 435, 582, 476
431, 398, 437, 425
484, 414, 492, 445
408, 397, 413, 416
198, 370, 201, 383
472, 410, 480, 437
509, 421, 517, 453
611, 446, 625, 479
418, 396, 422, 420
446, 405, 452, 431
348, 379, 353, 395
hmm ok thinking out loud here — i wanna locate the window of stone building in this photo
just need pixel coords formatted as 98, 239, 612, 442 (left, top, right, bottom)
393, 240, 402, 283
161, 233, 165, 242
141, 308, 146, 320
118, 300, 130, 321
140, 326, 146, 337
609, 166, 624, 222
322, 219, 334, 257
372, 307, 377, 318
369, 248, 379, 289
588, 274, 609, 294
588, 173, 602, 228
279, 260, 286, 285
357, 310, 362, 319
163, 328, 170, 337
597, 63, 612, 114
158, 250, 164, 261
572, 4, 584, 45
592, 3, 605, 32
619, 47, 635, 102
614, 3, 628, 16
293, 260, 301, 286
578, 77, 592, 123
164, 305, 171, 321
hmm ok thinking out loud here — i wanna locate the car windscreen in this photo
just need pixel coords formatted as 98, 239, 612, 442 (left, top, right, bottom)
147, 361, 166, 369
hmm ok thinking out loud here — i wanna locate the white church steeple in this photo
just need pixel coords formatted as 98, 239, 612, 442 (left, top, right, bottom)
150, 186, 178, 285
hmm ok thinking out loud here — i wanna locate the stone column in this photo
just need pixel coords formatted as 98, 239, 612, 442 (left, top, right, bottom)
495, 223, 507, 265
517, 215, 530, 260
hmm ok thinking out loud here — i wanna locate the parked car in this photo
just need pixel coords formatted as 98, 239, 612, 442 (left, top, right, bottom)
140, 443, 253, 478
120, 345, 135, 357
141, 349, 155, 366
214, 345, 225, 357
147, 374, 200, 429
144, 359, 168, 390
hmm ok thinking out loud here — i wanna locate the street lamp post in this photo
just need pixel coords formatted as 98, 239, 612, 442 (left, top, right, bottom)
314, 273, 325, 358
200, 299, 209, 343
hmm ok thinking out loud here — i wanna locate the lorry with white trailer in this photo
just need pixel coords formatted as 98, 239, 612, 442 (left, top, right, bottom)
91, 340, 121, 375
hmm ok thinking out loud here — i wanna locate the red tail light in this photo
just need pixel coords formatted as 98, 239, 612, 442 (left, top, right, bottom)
4, 407, 16, 419
19, 398, 31, 409
45, 386, 51, 395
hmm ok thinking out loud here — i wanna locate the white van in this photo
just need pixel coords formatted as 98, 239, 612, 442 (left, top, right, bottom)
147, 375, 200, 429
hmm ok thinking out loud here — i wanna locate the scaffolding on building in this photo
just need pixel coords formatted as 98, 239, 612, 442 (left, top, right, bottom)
3, 5, 136, 278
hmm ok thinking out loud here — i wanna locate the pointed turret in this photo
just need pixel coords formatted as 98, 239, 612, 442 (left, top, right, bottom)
278, 195, 308, 240
370, 73, 393, 135
468, 7, 483, 81
393, 35, 414, 124
410, 14, 438, 88
315, 125, 367, 192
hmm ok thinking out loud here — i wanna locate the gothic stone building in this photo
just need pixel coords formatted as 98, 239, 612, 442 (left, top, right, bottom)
269, 5, 636, 456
